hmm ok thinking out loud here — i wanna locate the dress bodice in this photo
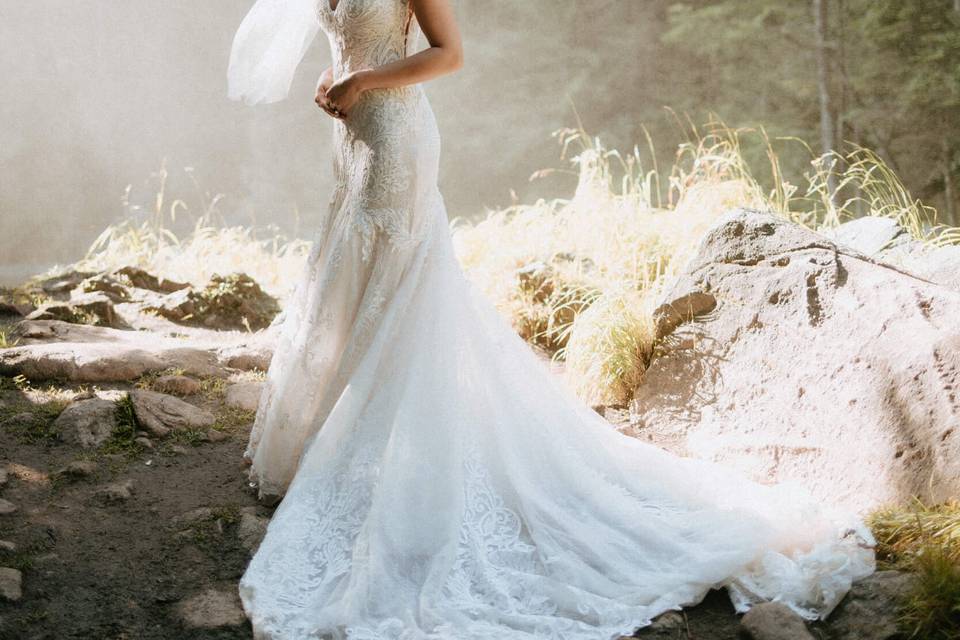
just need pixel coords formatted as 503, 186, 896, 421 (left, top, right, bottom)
317, 0, 420, 75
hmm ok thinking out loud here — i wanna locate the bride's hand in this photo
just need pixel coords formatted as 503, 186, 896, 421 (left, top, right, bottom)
315, 67, 341, 119
324, 70, 370, 119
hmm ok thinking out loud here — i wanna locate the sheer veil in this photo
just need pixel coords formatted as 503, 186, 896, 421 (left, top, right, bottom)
228, 0, 320, 105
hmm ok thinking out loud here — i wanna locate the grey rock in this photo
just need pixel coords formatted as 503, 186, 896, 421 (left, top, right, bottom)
0, 466, 7, 488
204, 428, 229, 443
218, 344, 273, 371
115, 266, 190, 294
0, 567, 23, 602
26, 291, 125, 328
0, 499, 17, 515
633, 209, 960, 511
174, 585, 246, 628
827, 570, 916, 640
0, 323, 228, 383
134, 436, 154, 449
152, 374, 201, 396
54, 398, 118, 448
55, 460, 98, 479
129, 389, 215, 438
907, 243, 960, 292
225, 381, 263, 412
828, 216, 912, 255
740, 602, 813, 640
238, 507, 269, 554
79, 273, 131, 302
0, 541, 16, 553
33, 269, 98, 300
93, 479, 134, 504
648, 610, 684, 632
173, 507, 214, 527
145, 288, 195, 323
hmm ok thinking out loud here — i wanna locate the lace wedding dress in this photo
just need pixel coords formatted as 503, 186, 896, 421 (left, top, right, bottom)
234, 0, 875, 637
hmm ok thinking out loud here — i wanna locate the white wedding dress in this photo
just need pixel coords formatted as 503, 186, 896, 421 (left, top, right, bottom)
235, 0, 876, 638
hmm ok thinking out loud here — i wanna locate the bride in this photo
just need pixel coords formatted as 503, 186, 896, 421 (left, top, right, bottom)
227, 0, 876, 638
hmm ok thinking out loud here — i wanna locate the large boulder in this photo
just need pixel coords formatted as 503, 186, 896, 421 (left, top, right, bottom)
25, 291, 125, 328
827, 216, 960, 292
826, 570, 916, 640
225, 381, 263, 412
143, 273, 280, 331
114, 266, 190, 294
129, 389, 215, 437
0, 320, 245, 382
0, 320, 276, 382
54, 398, 119, 448
740, 602, 814, 640
632, 209, 960, 512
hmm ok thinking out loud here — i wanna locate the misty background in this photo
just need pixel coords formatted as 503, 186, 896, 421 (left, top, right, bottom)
1, 0, 957, 285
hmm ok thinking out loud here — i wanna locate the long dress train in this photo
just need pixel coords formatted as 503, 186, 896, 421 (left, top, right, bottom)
237, 1, 876, 638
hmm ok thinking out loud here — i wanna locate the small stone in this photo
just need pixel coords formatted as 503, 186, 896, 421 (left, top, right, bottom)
93, 479, 134, 504
0, 499, 17, 515
56, 460, 97, 479
175, 585, 246, 628
238, 507, 269, 554
134, 436, 154, 449
0, 466, 7, 488
129, 389, 215, 438
169, 445, 190, 455
54, 398, 119, 448
152, 375, 201, 397
225, 381, 263, 412
0, 567, 23, 602
648, 610, 684, 631
0, 541, 16, 553
173, 507, 214, 526
828, 571, 917, 640
740, 602, 814, 640
205, 429, 228, 443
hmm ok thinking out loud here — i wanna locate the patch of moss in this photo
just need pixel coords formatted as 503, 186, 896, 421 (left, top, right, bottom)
167, 427, 207, 448
181, 504, 242, 551
213, 406, 256, 434
0, 395, 67, 446
98, 395, 144, 458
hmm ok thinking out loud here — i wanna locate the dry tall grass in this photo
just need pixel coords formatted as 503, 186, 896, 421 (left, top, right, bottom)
453, 119, 957, 405
45, 120, 957, 405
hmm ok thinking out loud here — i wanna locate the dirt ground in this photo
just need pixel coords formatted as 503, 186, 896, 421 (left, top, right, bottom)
0, 374, 760, 640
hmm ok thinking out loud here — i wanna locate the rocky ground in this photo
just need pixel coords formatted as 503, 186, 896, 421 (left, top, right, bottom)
0, 211, 949, 639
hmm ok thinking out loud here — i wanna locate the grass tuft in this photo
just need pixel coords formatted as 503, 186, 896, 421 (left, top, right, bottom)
99, 395, 144, 458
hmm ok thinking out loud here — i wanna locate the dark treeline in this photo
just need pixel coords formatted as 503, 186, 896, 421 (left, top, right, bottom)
659, 1, 959, 223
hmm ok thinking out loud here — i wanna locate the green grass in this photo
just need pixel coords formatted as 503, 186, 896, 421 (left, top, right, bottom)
868, 501, 960, 639
0, 396, 67, 446
98, 394, 144, 458
179, 504, 242, 550
899, 544, 960, 639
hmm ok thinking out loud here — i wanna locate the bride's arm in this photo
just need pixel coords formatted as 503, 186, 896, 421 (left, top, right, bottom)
355, 0, 464, 88
323, 0, 462, 116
